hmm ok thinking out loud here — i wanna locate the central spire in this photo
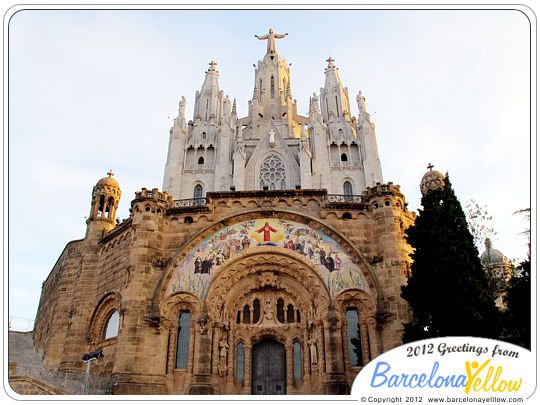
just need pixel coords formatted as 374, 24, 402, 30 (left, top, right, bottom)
254, 28, 288, 54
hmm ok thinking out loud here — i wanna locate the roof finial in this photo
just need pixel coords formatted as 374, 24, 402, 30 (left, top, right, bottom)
107, 169, 114, 177
326, 56, 335, 67
427, 163, 434, 171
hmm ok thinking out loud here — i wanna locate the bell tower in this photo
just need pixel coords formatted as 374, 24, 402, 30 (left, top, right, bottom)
86, 170, 121, 238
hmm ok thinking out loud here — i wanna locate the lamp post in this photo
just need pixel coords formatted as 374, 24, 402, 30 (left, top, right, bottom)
82, 349, 103, 394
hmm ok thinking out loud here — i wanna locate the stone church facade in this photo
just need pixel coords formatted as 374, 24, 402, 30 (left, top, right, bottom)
32, 30, 416, 395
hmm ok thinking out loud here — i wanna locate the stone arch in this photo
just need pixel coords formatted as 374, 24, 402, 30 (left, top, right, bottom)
87, 292, 123, 345
203, 249, 332, 324
154, 209, 382, 310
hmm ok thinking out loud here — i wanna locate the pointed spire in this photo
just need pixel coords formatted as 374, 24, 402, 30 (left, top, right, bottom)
232, 98, 237, 116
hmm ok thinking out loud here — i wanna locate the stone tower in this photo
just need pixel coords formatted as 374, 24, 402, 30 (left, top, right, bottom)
162, 29, 383, 199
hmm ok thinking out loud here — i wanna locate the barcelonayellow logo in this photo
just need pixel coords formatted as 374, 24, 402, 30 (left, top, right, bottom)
352, 337, 533, 398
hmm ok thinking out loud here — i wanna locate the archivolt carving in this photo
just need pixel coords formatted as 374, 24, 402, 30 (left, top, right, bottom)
160, 291, 202, 326
334, 289, 377, 321
205, 251, 331, 324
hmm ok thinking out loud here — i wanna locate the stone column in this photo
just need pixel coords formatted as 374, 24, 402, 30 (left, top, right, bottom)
242, 343, 252, 394
322, 306, 350, 394
186, 313, 215, 394
361, 324, 370, 366
285, 338, 294, 393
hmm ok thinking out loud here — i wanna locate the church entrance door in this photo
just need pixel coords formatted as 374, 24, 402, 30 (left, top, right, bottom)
251, 339, 286, 395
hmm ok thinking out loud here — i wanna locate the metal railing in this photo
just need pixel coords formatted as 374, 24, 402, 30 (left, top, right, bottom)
327, 194, 365, 203
172, 198, 207, 208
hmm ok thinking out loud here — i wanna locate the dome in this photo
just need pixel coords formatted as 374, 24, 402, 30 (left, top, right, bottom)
96, 170, 119, 188
420, 164, 445, 196
480, 238, 509, 266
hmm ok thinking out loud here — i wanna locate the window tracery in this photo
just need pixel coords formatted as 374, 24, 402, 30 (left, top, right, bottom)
259, 154, 286, 190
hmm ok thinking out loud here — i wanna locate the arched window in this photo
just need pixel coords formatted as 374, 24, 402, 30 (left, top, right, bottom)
202, 132, 206, 140
259, 79, 263, 99
287, 304, 295, 323
293, 341, 302, 381
343, 181, 353, 196
271, 76, 275, 98
242, 305, 250, 324
341, 153, 348, 162
346, 309, 362, 367
252, 299, 261, 324
194, 184, 203, 199
236, 342, 245, 382
338, 128, 344, 138
276, 298, 285, 323
98, 195, 105, 217
176, 312, 192, 369
103, 310, 120, 339
107, 197, 115, 219
198, 156, 204, 166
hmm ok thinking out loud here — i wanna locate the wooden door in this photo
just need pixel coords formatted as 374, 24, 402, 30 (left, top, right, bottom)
251, 339, 286, 395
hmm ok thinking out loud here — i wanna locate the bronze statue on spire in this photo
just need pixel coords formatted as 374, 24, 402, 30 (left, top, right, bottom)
254, 28, 288, 54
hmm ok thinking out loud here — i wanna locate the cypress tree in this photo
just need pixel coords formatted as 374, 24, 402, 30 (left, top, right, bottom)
401, 174, 500, 342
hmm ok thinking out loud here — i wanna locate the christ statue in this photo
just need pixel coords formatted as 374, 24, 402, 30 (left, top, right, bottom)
254, 28, 288, 54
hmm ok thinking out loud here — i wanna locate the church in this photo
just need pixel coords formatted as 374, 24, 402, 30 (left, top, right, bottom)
27, 29, 418, 395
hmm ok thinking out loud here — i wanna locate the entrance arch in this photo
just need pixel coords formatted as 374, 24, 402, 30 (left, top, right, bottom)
252, 339, 286, 395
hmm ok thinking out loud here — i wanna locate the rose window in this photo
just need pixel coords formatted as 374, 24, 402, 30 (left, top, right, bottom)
259, 154, 286, 190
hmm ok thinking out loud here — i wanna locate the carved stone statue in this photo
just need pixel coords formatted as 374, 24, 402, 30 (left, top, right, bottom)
261, 296, 274, 325
218, 339, 229, 376
308, 338, 318, 365
254, 28, 288, 54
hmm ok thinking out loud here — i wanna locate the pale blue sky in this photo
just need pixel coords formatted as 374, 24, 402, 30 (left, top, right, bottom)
8, 8, 532, 331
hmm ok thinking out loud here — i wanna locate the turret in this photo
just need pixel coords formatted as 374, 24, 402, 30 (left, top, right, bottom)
86, 170, 121, 238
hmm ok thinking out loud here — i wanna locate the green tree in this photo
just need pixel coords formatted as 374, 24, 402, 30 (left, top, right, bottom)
502, 208, 530, 349
401, 174, 500, 342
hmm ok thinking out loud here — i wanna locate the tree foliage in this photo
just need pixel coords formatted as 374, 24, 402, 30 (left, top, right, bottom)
401, 175, 500, 342
464, 199, 497, 251
501, 208, 531, 349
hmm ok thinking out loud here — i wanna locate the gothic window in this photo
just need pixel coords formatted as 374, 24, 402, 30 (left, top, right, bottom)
103, 310, 119, 339
259, 79, 263, 99
339, 128, 344, 138
296, 309, 301, 323
341, 153, 348, 162
343, 181, 353, 196
198, 156, 204, 166
194, 184, 203, 199
259, 154, 286, 191
202, 132, 206, 140
242, 305, 250, 324
236, 342, 245, 382
276, 298, 285, 323
346, 309, 363, 367
252, 299, 261, 323
293, 341, 302, 381
271, 76, 275, 98
286, 304, 294, 323
176, 312, 192, 369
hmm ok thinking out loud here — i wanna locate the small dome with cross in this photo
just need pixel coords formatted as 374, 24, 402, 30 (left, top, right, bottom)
96, 170, 119, 188
420, 163, 445, 196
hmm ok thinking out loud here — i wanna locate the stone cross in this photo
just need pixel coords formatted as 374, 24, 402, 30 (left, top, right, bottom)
427, 163, 434, 171
107, 170, 114, 177
208, 61, 217, 71
326, 57, 335, 66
